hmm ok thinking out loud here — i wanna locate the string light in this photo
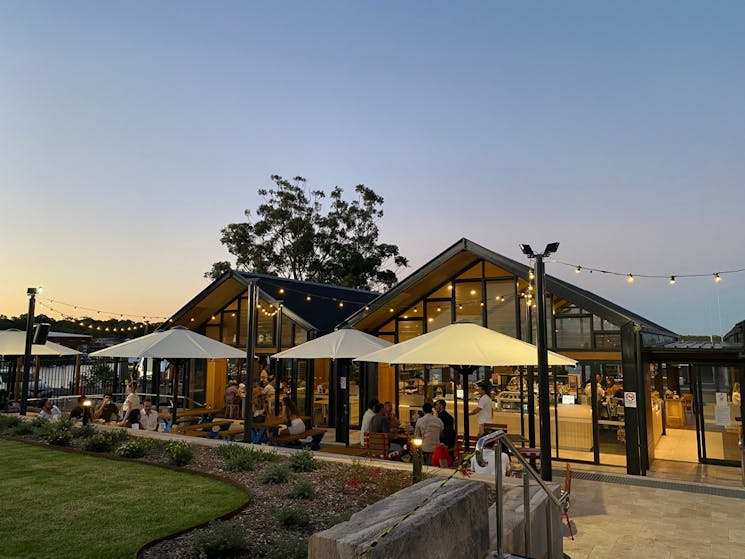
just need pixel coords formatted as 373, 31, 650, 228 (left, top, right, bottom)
553, 260, 744, 284
626, 274, 634, 283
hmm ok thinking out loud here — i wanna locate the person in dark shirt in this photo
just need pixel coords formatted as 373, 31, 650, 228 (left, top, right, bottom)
94, 393, 119, 422
369, 403, 390, 434
434, 399, 456, 450
69, 395, 95, 423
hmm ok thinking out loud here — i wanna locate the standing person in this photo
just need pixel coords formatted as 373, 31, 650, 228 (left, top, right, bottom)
95, 393, 119, 422
121, 381, 140, 422
277, 397, 304, 436
360, 399, 379, 447
414, 403, 444, 464
469, 381, 493, 436
120, 408, 143, 429
38, 397, 61, 421
140, 398, 159, 431
434, 399, 456, 451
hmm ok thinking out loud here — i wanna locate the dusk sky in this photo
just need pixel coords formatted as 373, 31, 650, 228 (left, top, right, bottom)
1, 1, 743, 335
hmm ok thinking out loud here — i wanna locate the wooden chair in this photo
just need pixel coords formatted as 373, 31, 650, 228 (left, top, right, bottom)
224, 394, 240, 419
365, 432, 401, 461
454, 434, 481, 463
681, 393, 694, 416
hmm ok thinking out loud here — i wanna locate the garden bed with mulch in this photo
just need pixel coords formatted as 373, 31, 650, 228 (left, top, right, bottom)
0, 415, 413, 559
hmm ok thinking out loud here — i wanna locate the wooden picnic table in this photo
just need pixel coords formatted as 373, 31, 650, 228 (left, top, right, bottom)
175, 407, 219, 419
181, 419, 234, 432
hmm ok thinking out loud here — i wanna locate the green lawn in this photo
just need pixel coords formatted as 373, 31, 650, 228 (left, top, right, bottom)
0, 440, 249, 559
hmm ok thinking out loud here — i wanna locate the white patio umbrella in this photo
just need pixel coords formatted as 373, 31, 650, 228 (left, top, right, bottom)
89, 326, 247, 359
354, 322, 576, 450
89, 326, 247, 425
0, 329, 81, 357
354, 322, 577, 367
271, 328, 393, 360
272, 328, 393, 445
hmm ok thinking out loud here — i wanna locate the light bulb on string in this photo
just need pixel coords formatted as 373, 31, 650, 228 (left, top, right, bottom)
714, 273, 722, 283
626, 274, 634, 283
669, 276, 676, 285
575, 266, 581, 273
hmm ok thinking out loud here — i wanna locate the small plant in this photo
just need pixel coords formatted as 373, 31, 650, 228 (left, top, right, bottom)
217, 443, 258, 471
117, 437, 154, 459
82, 430, 128, 453
267, 534, 308, 559
72, 423, 96, 439
44, 420, 74, 446
163, 440, 194, 466
261, 463, 290, 484
289, 479, 316, 500
191, 521, 250, 558
288, 450, 318, 472
274, 505, 310, 529
10, 420, 39, 437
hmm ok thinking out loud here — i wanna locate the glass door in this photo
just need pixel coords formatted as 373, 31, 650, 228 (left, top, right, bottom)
694, 365, 744, 465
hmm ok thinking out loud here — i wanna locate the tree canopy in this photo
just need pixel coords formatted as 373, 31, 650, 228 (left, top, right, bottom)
206, 175, 408, 290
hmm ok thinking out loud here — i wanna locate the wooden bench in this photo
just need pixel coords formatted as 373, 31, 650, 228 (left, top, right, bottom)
181, 420, 233, 432
218, 427, 246, 441
272, 428, 326, 449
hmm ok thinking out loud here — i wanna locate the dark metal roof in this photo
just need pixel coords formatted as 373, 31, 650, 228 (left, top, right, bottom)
237, 272, 378, 334
659, 341, 738, 350
341, 238, 678, 338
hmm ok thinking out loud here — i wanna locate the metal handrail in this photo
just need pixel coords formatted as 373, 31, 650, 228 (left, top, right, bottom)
475, 430, 568, 559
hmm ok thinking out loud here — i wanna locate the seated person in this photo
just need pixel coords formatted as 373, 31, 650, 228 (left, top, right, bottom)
69, 395, 95, 423
252, 394, 272, 423
369, 403, 389, 434
95, 393, 119, 422
431, 441, 453, 468
120, 408, 143, 429
38, 397, 61, 421
383, 401, 401, 432
277, 397, 305, 436
139, 398, 159, 431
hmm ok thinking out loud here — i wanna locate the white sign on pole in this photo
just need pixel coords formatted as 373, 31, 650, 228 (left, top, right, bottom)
715, 392, 728, 405
624, 392, 637, 408
340, 377, 347, 389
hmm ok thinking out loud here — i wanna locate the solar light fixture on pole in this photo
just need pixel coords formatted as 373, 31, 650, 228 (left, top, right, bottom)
20, 287, 42, 416
519, 243, 559, 482
411, 437, 424, 483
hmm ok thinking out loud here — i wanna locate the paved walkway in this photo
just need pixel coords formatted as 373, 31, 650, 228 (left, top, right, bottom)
557, 470, 745, 559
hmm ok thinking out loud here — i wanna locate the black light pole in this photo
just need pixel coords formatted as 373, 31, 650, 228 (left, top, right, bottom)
20, 287, 41, 416
519, 243, 559, 481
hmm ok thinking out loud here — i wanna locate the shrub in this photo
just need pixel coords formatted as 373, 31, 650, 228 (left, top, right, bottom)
44, 420, 74, 446
288, 450, 318, 472
82, 430, 128, 453
267, 535, 308, 559
0, 415, 21, 433
191, 521, 250, 558
217, 443, 259, 472
274, 505, 310, 529
163, 440, 194, 466
289, 479, 316, 500
10, 420, 39, 437
117, 437, 154, 459
72, 423, 96, 439
261, 463, 290, 485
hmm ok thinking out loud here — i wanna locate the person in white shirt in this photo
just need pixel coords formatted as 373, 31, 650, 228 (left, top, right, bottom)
121, 381, 140, 422
140, 398, 159, 431
469, 382, 493, 435
278, 397, 305, 436
38, 397, 61, 421
359, 399, 379, 447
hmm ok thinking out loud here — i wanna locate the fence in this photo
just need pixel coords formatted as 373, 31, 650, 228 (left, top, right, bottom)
0, 357, 155, 409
